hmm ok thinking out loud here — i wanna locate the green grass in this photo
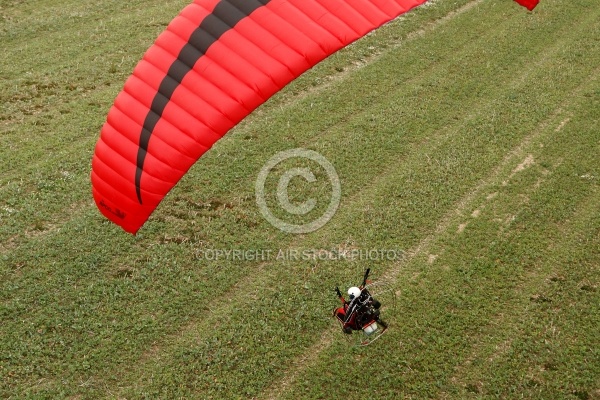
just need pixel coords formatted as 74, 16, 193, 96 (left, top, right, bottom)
1, 0, 599, 398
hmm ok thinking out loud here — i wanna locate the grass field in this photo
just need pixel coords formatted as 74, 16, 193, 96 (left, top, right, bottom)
1, 0, 599, 398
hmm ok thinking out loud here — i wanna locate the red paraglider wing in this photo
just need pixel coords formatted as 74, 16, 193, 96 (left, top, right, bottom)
513, 0, 540, 11
91, 0, 430, 233
92, 0, 541, 234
